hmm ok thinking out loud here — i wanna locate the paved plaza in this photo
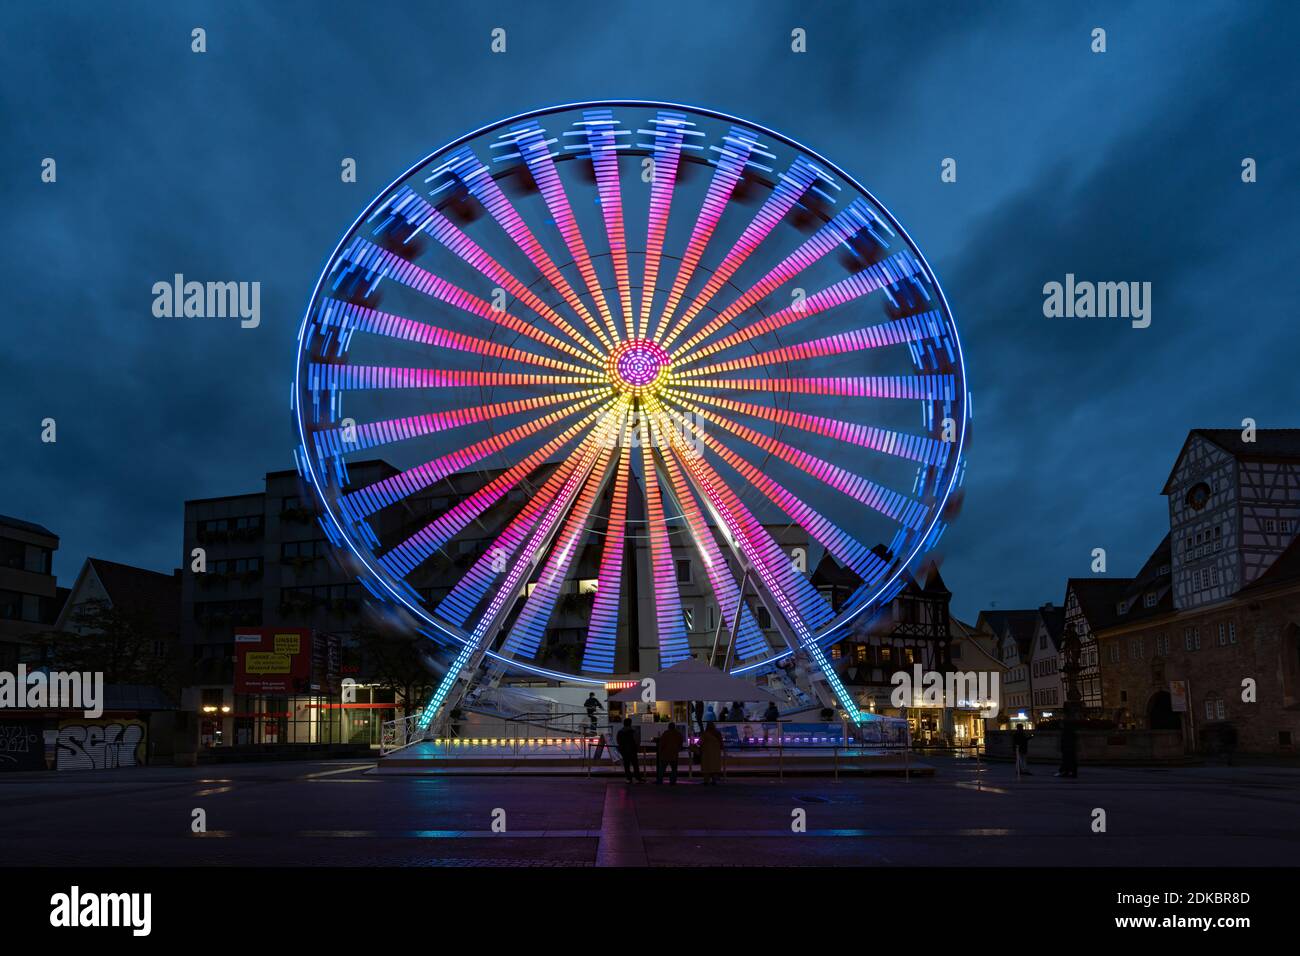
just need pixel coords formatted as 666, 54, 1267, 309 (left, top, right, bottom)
1, 756, 1297, 867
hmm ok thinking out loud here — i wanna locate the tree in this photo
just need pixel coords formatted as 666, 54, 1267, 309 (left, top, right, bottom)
39, 600, 178, 701
350, 627, 435, 720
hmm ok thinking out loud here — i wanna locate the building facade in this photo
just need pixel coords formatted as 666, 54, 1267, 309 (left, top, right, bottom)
1062, 577, 1133, 715
180, 462, 404, 747
0, 514, 64, 670
1095, 429, 1300, 754
978, 610, 1038, 727
53, 557, 181, 683
1027, 604, 1065, 721
1164, 429, 1300, 609
828, 565, 998, 745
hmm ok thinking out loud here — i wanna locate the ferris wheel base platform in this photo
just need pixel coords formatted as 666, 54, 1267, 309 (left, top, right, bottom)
372, 741, 933, 777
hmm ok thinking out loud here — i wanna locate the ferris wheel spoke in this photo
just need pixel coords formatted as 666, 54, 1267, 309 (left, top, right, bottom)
311, 389, 599, 460
667, 199, 890, 355
378, 186, 607, 362
318, 299, 598, 376
635, 111, 699, 341
338, 394, 612, 522
677, 309, 949, 379
433, 431, 598, 627
637, 415, 693, 666
647, 404, 834, 638
339, 238, 602, 367
307, 364, 603, 392
677, 373, 954, 400
459, 404, 629, 650
660, 403, 891, 586
426, 146, 616, 351
501, 121, 623, 345
669, 390, 951, 468
378, 408, 611, 579
652, 436, 770, 661
681, 249, 924, 363
667, 395, 929, 531
657, 155, 828, 350
582, 450, 632, 673
569, 109, 636, 341
647, 126, 761, 343
500, 428, 623, 659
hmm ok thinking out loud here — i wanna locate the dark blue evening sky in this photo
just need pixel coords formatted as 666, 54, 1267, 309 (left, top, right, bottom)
2, 1, 1297, 620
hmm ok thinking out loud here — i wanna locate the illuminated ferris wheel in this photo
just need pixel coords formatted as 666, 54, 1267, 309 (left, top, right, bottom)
292, 101, 969, 732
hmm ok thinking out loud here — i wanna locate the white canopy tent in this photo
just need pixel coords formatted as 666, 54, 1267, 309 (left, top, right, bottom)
607, 658, 783, 704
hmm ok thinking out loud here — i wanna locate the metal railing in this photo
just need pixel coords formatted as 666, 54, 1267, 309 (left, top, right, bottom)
380, 713, 426, 755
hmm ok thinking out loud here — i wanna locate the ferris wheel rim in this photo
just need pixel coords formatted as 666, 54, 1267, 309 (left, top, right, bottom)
292, 98, 970, 683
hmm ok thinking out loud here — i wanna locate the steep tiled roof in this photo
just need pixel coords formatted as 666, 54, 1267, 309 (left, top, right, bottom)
1241, 534, 1300, 593
977, 609, 1040, 657
87, 559, 181, 636
1094, 535, 1175, 631
1039, 605, 1066, 644
921, 562, 950, 594
1065, 577, 1133, 630
1162, 429, 1300, 493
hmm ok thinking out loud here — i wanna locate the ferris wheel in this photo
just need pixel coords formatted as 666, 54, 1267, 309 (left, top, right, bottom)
292, 101, 969, 732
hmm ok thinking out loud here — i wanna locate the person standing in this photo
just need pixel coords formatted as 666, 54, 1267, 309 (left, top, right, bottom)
1012, 723, 1032, 775
584, 692, 601, 732
1057, 720, 1079, 778
699, 720, 725, 785
655, 722, 684, 785
616, 717, 643, 783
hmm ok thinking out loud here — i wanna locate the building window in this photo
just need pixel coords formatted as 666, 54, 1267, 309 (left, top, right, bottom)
1213, 526, 1223, 551
1130, 638, 1144, 660
1144, 592, 1157, 607
1039, 634, 1047, 649
755, 605, 772, 629
1228, 622, 1237, 644
281, 540, 328, 561
1155, 633, 1169, 657
1108, 643, 1121, 664
675, 559, 691, 584
213, 556, 263, 576
0, 590, 43, 623
1204, 696, 1225, 722
1184, 627, 1201, 651
682, 606, 694, 631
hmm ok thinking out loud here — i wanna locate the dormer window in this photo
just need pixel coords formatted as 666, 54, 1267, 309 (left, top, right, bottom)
1144, 592, 1157, 607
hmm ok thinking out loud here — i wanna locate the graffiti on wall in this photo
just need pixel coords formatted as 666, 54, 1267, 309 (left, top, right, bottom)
56, 719, 146, 771
0, 721, 46, 771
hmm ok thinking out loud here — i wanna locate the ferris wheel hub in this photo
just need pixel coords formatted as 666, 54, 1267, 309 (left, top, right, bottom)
606, 338, 671, 396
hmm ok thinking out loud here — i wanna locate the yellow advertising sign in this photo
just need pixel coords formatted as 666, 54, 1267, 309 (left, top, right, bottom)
274, 633, 301, 654
244, 652, 293, 675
